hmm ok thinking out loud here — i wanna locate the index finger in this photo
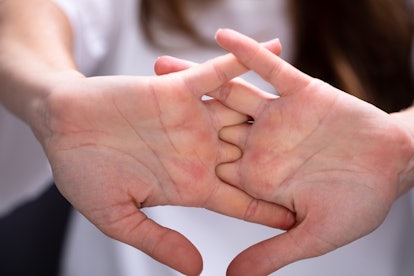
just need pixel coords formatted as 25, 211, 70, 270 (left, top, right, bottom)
173, 38, 281, 97
162, 40, 279, 118
215, 28, 314, 97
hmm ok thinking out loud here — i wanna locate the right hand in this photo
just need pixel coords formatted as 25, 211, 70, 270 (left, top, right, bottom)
214, 29, 414, 276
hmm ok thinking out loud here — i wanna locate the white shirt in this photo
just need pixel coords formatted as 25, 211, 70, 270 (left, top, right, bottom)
1, 0, 414, 275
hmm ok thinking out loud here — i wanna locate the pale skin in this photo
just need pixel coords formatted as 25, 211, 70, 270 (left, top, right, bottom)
4, 0, 414, 274
0, 1, 295, 275
217, 29, 414, 275
157, 29, 414, 275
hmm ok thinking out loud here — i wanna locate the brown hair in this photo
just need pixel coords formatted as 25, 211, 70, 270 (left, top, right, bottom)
140, 0, 211, 46
140, 0, 414, 112
289, 0, 414, 112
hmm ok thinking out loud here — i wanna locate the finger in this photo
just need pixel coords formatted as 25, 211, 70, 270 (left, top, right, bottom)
156, 56, 277, 118
215, 28, 314, 97
100, 208, 203, 276
219, 123, 251, 149
205, 181, 295, 230
204, 99, 249, 128
171, 38, 282, 98
154, 39, 282, 76
206, 79, 277, 120
154, 56, 196, 75
217, 140, 242, 164
227, 227, 318, 276
216, 161, 242, 188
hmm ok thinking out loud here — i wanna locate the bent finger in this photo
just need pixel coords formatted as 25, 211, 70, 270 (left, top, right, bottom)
217, 140, 242, 164
219, 123, 251, 149
216, 161, 242, 188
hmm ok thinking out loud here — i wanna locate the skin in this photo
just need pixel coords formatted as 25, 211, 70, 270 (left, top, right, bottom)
5, 0, 414, 274
156, 29, 414, 275
217, 29, 414, 276
0, 2, 296, 274
40, 59, 296, 276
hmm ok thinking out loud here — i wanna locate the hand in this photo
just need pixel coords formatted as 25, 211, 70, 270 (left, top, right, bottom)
213, 29, 414, 275
36, 44, 294, 276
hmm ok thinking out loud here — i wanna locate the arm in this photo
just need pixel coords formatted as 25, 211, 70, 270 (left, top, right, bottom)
0, 3, 294, 274
0, 0, 80, 126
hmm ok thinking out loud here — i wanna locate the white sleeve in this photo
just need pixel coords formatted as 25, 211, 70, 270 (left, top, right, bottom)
52, 0, 127, 75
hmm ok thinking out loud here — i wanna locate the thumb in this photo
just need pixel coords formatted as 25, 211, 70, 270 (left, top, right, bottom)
99, 209, 203, 276
227, 226, 327, 276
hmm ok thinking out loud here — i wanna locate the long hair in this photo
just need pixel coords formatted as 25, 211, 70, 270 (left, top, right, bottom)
140, 0, 414, 112
289, 0, 414, 112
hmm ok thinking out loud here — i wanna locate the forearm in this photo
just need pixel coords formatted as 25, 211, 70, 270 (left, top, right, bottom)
0, 0, 81, 132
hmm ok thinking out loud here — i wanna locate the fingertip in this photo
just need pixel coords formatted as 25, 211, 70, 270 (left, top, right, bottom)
215, 29, 252, 52
219, 123, 250, 149
215, 161, 240, 186
226, 241, 280, 276
226, 247, 269, 276
156, 229, 204, 275
227, 228, 323, 276
214, 28, 225, 40
214, 28, 236, 48
218, 140, 242, 164
216, 29, 281, 55
154, 55, 194, 75
154, 55, 171, 75
215, 28, 237, 39
263, 38, 282, 56
116, 214, 203, 275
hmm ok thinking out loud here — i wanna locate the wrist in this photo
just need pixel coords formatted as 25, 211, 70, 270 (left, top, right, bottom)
390, 107, 414, 196
25, 70, 86, 143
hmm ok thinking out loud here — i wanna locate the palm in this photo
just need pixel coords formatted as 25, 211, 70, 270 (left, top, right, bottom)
232, 80, 405, 253
48, 75, 223, 206
214, 29, 414, 275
